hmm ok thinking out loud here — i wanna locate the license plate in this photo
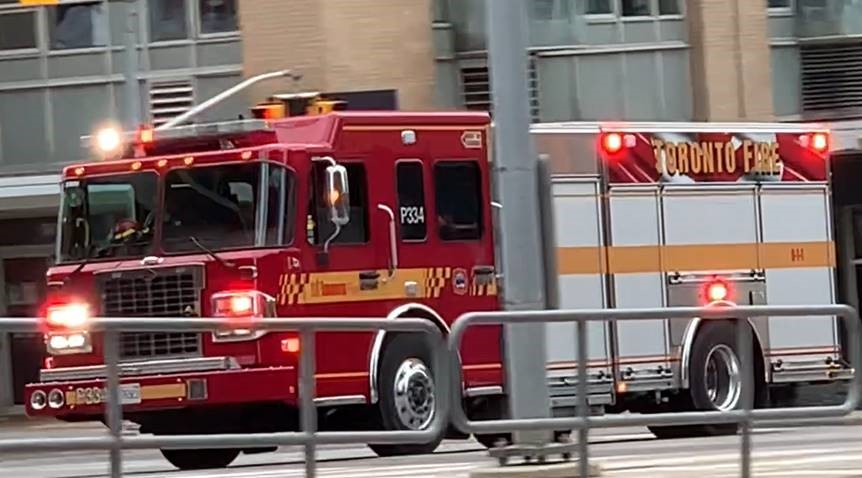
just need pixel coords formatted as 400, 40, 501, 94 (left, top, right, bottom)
75, 383, 141, 406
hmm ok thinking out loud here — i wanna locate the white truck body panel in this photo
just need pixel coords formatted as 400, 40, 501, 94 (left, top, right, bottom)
549, 179, 612, 402
608, 186, 670, 387
759, 185, 838, 381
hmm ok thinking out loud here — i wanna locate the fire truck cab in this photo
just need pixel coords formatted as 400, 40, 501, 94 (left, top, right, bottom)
26, 94, 504, 469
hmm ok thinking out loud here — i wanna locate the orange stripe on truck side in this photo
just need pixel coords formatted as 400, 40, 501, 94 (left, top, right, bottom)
558, 241, 835, 275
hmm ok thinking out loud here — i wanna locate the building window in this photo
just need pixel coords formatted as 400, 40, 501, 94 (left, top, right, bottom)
585, 0, 613, 15
768, 0, 792, 8
396, 161, 427, 242
148, 0, 188, 42
0, 11, 37, 51
621, 0, 651, 16
48, 2, 108, 50
531, 0, 570, 20
199, 0, 238, 35
434, 161, 483, 242
658, 0, 681, 15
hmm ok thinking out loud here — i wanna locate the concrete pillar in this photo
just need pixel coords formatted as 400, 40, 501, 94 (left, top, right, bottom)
238, 0, 436, 110
687, 0, 774, 121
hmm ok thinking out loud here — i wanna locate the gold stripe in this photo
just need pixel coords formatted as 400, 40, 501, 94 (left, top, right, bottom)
315, 372, 369, 379
141, 383, 186, 400
559, 241, 835, 275
343, 125, 486, 132
463, 363, 503, 371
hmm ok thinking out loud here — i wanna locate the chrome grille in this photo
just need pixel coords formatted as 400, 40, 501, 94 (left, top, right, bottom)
98, 267, 203, 361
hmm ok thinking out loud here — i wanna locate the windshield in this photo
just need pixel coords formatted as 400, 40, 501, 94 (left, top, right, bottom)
58, 173, 158, 262
162, 163, 291, 253
56, 163, 294, 264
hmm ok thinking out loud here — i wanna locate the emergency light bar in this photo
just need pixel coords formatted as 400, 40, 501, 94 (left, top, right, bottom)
79, 119, 272, 155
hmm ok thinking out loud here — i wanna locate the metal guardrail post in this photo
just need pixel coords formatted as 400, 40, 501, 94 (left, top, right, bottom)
576, 317, 589, 477
737, 319, 754, 477
299, 327, 317, 478
448, 305, 862, 477
104, 330, 123, 478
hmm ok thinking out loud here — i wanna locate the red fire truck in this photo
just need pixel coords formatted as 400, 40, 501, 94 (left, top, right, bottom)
23, 92, 853, 470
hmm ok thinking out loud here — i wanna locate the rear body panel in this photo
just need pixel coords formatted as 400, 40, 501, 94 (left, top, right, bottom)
536, 122, 844, 404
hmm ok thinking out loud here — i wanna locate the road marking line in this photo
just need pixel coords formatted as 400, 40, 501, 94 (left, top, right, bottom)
168, 461, 482, 478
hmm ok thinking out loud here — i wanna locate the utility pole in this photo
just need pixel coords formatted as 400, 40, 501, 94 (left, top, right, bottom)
486, 0, 552, 445
121, 0, 142, 128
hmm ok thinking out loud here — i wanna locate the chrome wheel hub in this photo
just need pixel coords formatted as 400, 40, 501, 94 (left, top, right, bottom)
393, 358, 435, 430
704, 344, 742, 411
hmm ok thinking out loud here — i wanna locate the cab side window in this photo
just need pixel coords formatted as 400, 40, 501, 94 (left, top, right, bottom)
434, 160, 483, 241
396, 161, 427, 241
307, 162, 369, 245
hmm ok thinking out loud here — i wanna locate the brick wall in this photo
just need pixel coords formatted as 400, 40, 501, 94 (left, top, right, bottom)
238, 0, 436, 110
687, 0, 774, 121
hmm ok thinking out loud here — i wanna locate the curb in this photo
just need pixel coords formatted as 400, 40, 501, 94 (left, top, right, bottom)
468, 462, 602, 478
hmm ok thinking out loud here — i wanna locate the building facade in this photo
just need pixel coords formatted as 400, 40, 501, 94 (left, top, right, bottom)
1, 0, 860, 413
0, 0, 244, 412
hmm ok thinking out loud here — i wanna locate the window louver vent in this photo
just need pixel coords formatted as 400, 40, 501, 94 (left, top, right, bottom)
801, 41, 862, 116
460, 56, 541, 122
148, 79, 194, 127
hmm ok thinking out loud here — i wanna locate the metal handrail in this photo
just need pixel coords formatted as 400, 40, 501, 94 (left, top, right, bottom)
447, 304, 861, 478
0, 316, 449, 478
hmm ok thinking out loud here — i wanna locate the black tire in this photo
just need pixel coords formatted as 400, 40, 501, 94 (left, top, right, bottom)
160, 448, 240, 470
649, 322, 754, 439
367, 333, 445, 457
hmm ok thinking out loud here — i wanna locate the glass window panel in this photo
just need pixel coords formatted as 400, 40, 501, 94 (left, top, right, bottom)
199, 0, 238, 34
0, 11, 36, 50
148, 0, 188, 42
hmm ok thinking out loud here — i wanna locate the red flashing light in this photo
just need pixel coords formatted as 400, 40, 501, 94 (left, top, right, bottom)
812, 132, 829, 153
213, 291, 260, 319
282, 337, 300, 353
138, 126, 154, 144
45, 303, 90, 330
602, 132, 624, 154
707, 281, 728, 302
229, 295, 254, 316
800, 132, 830, 153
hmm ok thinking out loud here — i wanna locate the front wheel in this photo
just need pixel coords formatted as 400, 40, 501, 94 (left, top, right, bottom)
160, 448, 240, 470
367, 333, 444, 457
649, 322, 753, 439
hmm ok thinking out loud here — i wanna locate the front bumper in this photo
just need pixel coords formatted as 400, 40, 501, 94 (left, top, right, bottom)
25, 361, 298, 418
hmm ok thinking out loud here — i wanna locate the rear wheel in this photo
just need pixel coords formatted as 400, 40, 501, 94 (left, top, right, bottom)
160, 448, 240, 470
368, 333, 444, 457
649, 322, 753, 439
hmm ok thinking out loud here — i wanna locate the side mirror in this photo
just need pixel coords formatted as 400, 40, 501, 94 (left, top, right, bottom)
325, 164, 350, 226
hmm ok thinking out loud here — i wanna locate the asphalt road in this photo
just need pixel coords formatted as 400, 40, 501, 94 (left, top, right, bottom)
4, 419, 862, 477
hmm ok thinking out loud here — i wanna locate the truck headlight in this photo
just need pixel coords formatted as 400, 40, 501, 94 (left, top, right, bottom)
30, 390, 47, 411
46, 332, 92, 355
211, 290, 275, 342
48, 389, 65, 409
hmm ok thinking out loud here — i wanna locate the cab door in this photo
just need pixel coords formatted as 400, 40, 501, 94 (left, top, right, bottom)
302, 158, 393, 397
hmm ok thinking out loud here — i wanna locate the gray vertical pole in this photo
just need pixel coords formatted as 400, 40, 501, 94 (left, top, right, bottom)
486, 0, 552, 445
122, 0, 142, 128
104, 330, 123, 478
299, 328, 317, 478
